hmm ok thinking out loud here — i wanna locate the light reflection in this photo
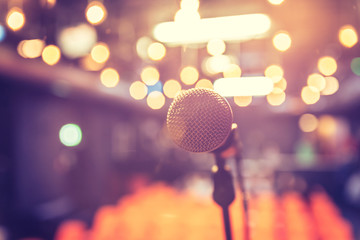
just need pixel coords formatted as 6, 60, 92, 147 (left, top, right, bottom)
100, 68, 120, 88
318, 56, 337, 76
180, 0, 200, 11
299, 114, 318, 132
86, 1, 107, 25
214, 77, 273, 96
6, 7, 25, 31
129, 81, 148, 100
180, 66, 199, 85
301, 86, 320, 105
268, 0, 285, 5
42, 45, 61, 65
141, 66, 160, 86
174, 9, 201, 24
339, 25, 358, 48
163, 79, 182, 98
147, 91, 165, 109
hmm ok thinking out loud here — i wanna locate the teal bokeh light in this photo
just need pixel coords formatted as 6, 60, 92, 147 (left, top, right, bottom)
350, 57, 360, 76
59, 123, 82, 147
0, 25, 5, 42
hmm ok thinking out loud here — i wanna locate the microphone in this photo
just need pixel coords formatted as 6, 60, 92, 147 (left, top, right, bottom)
166, 88, 233, 153
166, 88, 249, 240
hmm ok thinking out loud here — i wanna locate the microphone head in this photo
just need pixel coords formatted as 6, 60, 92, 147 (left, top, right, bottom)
166, 88, 233, 153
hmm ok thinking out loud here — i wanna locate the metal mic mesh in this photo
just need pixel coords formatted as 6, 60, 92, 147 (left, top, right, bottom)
166, 88, 233, 153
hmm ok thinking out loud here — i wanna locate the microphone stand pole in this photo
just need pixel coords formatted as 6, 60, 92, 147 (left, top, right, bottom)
212, 153, 235, 240
213, 124, 250, 240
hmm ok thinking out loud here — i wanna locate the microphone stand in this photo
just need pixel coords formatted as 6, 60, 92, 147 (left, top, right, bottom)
212, 124, 250, 240
212, 152, 235, 240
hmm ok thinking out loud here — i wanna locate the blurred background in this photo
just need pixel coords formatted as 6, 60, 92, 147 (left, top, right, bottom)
1, 0, 360, 239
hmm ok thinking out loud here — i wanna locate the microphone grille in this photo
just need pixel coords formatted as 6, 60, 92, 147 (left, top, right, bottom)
166, 88, 233, 153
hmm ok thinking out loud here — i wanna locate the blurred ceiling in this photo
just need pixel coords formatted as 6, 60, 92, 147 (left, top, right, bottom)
1, 0, 360, 113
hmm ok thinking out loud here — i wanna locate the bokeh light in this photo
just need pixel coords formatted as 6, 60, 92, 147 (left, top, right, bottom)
350, 57, 360, 76
266, 88, 286, 106
307, 73, 326, 91
79, 54, 105, 71
141, 66, 160, 86
195, 79, 213, 89
299, 114, 318, 132
317, 56, 337, 76
40, 0, 57, 8
223, 64, 241, 78
180, 66, 199, 85
322, 76, 339, 95
91, 42, 110, 64
42, 45, 61, 65
264, 64, 284, 83
146, 91, 165, 109
317, 115, 337, 139
338, 25, 358, 48
147, 42, 166, 61
85, 1, 107, 25
129, 81, 148, 100
272, 31, 291, 52
58, 24, 97, 59
163, 79, 182, 98
174, 9, 201, 24
274, 78, 287, 91
204, 55, 231, 75
6, 7, 25, 31
23, 39, 45, 58
268, 0, 285, 5
0, 25, 5, 42
59, 123, 82, 147
180, 0, 200, 11
207, 39, 226, 56
301, 86, 320, 105
100, 68, 120, 88
234, 96, 252, 107
136, 36, 153, 60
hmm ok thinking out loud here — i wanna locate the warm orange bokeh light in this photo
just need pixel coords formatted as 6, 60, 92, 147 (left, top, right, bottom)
301, 86, 320, 105
195, 79, 213, 89
91, 42, 110, 64
299, 113, 318, 132
100, 68, 120, 88
42, 45, 61, 65
6, 7, 25, 31
141, 66, 160, 86
318, 56, 337, 76
180, 66, 199, 85
273, 31, 291, 52
307, 73, 326, 91
146, 91, 165, 109
163, 79, 182, 98
234, 96, 252, 107
129, 81, 148, 100
266, 88, 286, 106
86, 1, 107, 25
223, 64, 241, 78
147, 42, 166, 61
265, 65, 284, 83
338, 25, 358, 48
